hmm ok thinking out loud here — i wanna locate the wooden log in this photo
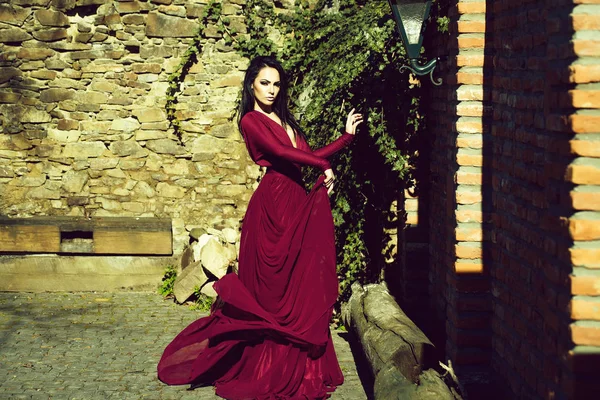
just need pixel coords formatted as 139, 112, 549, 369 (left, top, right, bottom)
343, 282, 458, 400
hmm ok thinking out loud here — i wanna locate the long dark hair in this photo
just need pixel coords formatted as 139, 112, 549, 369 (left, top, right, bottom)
237, 56, 304, 137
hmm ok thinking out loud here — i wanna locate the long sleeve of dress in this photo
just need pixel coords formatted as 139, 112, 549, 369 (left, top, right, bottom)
241, 114, 332, 172
311, 133, 354, 159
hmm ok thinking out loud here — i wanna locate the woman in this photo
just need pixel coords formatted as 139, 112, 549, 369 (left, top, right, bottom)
157, 56, 362, 399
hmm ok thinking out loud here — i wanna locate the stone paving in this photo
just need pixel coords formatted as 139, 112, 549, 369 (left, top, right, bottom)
0, 292, 372, 400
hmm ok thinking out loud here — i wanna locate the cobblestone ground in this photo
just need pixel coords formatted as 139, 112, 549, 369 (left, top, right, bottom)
0, 292, 371, 400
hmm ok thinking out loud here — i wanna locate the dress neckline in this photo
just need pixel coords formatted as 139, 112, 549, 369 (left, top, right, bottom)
251, 110, 298, 149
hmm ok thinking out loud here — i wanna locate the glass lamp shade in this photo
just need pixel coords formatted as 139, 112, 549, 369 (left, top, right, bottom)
387, 0, 432, 60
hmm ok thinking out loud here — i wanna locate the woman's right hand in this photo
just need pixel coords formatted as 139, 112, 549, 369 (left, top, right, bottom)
324, 168, 335, 195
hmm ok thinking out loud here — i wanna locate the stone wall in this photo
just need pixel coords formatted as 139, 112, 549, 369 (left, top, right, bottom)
0, 0, 266, 254
424, 0, 600, 398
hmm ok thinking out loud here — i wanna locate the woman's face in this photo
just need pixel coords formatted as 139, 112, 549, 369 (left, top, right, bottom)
252, 67, 280, 110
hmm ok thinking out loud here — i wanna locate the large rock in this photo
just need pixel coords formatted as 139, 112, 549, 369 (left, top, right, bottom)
173, 260, 208, 303
200, 237, 232, 279
145, 11, 198, 38
35, 9, 69, 26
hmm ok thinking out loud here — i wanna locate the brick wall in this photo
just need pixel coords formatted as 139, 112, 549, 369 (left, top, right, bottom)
423, 0, 600, 398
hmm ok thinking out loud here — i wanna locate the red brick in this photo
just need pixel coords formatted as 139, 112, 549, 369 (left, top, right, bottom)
457, 53, 489, 67
457, 2, 486, 14
571, 323, 600, 346
571, 275, 600, 296
570, 191, 600, 211
457, 71, 484, 84
457, 20, 486, 33
455, 261, 484, 274
456, 170, 482, 185
570, 297, 600, 320
569, 140, 600, 157
457, 154, 484, 167
456, 208, 484, 223
457, 35, 485, 48
572, 14, 600, 30
565, 164, 600, 185
570, 248, 600, 267
456, 189, 483, 204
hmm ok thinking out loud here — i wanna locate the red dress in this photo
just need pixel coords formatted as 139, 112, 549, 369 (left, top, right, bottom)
157, 110, 354, 399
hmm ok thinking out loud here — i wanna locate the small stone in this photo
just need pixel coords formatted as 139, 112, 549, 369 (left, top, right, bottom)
0, 67, 22, 84
28, 186, 61, 199
62, 142, 107, 158
40, 88, 75, 102
222, 228, 237, 244
111, 117, 141, 132
119, 159, 145, 170
156, 182, 186, 198
67, 196, 89, 206
0, 91, 22, 103
62, 170, 88, 192
131, 63, 162, 74
145, 11, 198, 38
0, 5, 31, 26
190, 227, 207, 241
146, 139, 185, 155
209, 123, 234, 138
132, 108, 166, 123
200, 281, 218, 298
133, 180, 155, 198
0, 165, 14, 178
33, 28, 68, 42
34, 9, 69, 26
17, 48, 55, 60
109, 140, 147, 158
90, 158, 119, 170
15, 172, 46, 187
158, 5, 186, 17
0, 27, 32, 42
77, 91, 109, 104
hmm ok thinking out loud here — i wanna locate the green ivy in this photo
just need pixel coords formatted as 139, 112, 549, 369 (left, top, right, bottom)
158, 265, 177, 297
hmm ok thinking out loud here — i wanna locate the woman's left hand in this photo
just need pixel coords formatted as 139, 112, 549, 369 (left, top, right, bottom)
345, 108, 363, 135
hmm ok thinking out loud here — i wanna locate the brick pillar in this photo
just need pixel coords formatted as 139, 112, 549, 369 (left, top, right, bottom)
560, 3, 600, 398
426, 0, 492, 392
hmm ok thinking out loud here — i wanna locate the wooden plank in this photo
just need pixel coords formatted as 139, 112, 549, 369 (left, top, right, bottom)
93, 230, 172, 255
0, 225, 61, 253
0, 217, 172, 232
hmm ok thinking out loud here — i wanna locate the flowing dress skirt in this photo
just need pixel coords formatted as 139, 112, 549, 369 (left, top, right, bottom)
157, 168, 343, 399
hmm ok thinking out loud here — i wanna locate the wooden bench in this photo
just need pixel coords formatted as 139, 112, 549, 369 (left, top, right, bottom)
0, 217, 172, 255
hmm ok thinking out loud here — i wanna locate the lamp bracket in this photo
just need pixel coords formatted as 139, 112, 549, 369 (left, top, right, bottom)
400, 58, 442, 86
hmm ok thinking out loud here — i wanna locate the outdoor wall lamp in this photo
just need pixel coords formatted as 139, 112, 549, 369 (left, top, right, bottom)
387, 0, 442, 85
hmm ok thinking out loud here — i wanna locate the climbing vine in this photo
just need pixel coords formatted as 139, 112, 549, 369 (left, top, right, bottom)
166, 0, 447, 303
